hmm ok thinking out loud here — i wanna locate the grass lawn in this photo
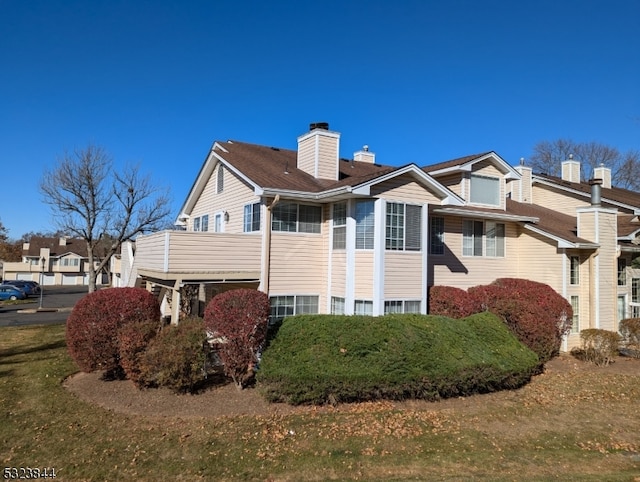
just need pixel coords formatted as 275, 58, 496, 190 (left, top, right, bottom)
1, 324, 640, 481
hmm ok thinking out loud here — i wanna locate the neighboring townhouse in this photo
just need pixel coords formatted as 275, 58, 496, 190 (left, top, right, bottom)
2, 236, 111, 286
127, 123, 640, 350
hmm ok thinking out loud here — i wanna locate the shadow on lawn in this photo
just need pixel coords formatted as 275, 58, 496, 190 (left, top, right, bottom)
0, 339, 67, 360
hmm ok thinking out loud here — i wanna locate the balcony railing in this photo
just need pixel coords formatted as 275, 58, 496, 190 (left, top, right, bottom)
133, 230, 262, 279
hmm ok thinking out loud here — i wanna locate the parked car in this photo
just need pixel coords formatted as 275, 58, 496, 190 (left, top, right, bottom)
0, 285, 27, 301
2, 280, 40, 296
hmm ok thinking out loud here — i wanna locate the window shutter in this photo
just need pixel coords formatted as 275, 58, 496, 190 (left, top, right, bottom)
405, 204, 422, 251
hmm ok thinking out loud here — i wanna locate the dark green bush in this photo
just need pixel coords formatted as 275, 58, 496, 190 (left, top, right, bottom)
257, 313, 540, 405
571, 328, 621, 366
137, 317, 210, 393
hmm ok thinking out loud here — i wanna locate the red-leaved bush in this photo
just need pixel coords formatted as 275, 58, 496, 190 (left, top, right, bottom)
203, 289, 270, 388
428, 285, 476, 318
118, 318, 162, 386
468, 278, 572, 362
66, 287, 161, 377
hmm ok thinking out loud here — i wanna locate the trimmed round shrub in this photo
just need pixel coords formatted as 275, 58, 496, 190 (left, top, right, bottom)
428, 285, 476, 318
468, 278, 573, 363
118, 318, 162, 386
203, 289, 270, 388
66, 287, 160, 377
136, 317, 210, 393
257, 313, 539, 405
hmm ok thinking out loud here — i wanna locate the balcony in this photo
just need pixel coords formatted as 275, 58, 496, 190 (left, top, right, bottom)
133, 231, 262, 283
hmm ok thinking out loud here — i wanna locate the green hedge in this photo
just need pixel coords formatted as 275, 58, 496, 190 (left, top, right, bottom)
257, 313, 540, 405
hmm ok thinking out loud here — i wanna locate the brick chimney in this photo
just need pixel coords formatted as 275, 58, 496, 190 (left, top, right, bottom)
297, 122, 340, 180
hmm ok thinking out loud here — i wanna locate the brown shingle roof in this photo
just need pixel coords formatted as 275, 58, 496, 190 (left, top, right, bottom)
618, 214, 640, 238
218, 140, 395, 192
505, 199, 594, 245
24, 237, 89, 258
534, 173, 640, 210
422, 152, 493, 173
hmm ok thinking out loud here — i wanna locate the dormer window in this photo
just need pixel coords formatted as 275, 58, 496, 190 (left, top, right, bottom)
470, 174, 499, 206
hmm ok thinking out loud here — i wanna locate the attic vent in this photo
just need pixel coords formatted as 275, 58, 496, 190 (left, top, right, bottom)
309, 122, 329, 131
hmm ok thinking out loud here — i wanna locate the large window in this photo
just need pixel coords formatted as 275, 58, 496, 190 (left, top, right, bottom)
269, 295, 319, 323
272, 203, 321, 233
355, 200, 375, 249
384, 300, 421, 314
385, 202, 421, 251
201, 214, 209, 232
332, 203, 347, 249
570, 256, 580, 285
354, 300, 373, 315
430, 216, 445, 255
244, 203, 261, 232
470, 174, 500, 206
193, 217, 201, 232
463, 220, 505, 257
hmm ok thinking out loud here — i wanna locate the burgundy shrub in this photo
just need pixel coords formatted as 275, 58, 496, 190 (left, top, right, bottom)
203, 289, 270, 388
66, 287, 161, 377
118, 318, 162, 386
468, 278, 572, 362
428, 285, 476, 318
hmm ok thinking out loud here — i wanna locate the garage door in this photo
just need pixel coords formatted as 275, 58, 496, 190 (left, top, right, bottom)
42, 274, 56, 286
62, 274, 78, 285
17, 273, 33, 281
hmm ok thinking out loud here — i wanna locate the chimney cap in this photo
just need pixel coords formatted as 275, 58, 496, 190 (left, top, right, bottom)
309, 122, 329, 131
589, 178, 603, 186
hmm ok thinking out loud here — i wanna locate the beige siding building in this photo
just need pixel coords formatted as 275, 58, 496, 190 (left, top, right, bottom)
126, 123, 640, 351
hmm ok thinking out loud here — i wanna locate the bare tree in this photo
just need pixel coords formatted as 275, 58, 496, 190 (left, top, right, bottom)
529, 139, 640, 190
40, 145, 172, 292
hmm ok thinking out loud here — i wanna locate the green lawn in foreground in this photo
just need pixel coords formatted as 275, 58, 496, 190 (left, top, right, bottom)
1, 324, 639, 481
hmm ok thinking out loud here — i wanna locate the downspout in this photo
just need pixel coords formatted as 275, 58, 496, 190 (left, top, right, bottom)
262, 195, 280, 295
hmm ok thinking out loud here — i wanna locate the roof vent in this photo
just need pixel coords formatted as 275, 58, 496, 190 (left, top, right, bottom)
309, 122, 329, 131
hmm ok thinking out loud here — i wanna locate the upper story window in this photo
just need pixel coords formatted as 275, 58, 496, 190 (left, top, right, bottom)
462, 219, 505, 257
217, 165, 224, 194
355, 200, 375, 249
332, 202, 347, 249
272, 202, 321, 233
201, 214, 209, 232
244, 203, 261, 232
386, 202, 421, 251
193, 217, 201, 231
430, 216, 445, 255
570, 256, 580, 285
618, 258, 627, 286
470, 174, 500, 206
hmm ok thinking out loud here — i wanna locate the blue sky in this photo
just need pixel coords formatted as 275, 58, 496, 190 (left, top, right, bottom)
2, 0, 639, 239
